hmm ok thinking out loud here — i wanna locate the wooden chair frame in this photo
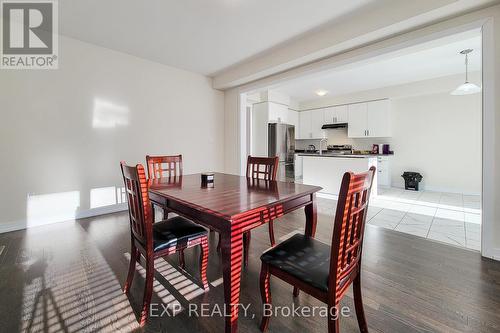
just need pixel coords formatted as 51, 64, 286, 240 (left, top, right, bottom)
146, 154, 183, 219
145, 155, 187, 267
260, 166, 376, 333
217, 155, 279, 266
121, 161, 208, 327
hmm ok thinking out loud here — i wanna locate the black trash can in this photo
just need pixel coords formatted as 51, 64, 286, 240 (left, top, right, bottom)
401, 172, 423, 191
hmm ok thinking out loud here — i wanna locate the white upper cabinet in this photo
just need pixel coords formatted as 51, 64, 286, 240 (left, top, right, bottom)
347, 103, 368, 138
268, 103, 289, 123
324, 105, 348, 124
299, 110, 312, 139
311, 110, 326, 138
367, 99, 391, 137
288, 109, 299, 138
298, 110, 325, 139
348, 100, 391, 138
297, 99, 390, 139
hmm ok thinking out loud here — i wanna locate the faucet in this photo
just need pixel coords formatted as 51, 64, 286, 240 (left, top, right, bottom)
318, 139, 327, 155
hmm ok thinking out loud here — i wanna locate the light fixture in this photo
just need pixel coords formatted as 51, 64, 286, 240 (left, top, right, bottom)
451, 49, 481, 95
315, 89, 328, 97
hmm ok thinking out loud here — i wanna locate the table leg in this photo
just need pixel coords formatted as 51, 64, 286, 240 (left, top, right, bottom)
305, 193, 317, 237
221, 229, 244, 333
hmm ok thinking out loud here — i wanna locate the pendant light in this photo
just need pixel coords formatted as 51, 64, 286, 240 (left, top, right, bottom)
451, 49, 481, 95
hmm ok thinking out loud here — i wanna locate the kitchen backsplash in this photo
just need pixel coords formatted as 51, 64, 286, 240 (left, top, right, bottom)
295, 138, 326, 151
295, 128, 392, 151
324, 128, 392, 151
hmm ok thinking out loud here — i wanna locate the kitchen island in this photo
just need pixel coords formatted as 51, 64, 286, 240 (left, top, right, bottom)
301, 154, 378, 198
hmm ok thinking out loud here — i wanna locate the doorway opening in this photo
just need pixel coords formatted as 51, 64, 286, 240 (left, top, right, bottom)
240, 27, 483, 252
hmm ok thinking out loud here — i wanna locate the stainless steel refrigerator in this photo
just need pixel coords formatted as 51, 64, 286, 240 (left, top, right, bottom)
268, 123, 295, 182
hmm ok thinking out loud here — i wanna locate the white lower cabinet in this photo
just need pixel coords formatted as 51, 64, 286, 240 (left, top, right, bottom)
377, 156, 391, 187
294, 154, 303, 180
302, 156, 378, 196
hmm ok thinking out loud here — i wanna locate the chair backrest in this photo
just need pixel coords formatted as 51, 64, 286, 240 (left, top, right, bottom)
120, 162, 153, 248
329, 166, 376, 301
146, 155, 183, 179
246, 156, 279, 180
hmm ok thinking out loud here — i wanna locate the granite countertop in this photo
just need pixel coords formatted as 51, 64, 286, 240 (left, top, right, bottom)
298, 152, 393, 158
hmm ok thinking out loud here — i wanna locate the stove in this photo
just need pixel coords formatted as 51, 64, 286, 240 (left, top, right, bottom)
327, 145, 353, 154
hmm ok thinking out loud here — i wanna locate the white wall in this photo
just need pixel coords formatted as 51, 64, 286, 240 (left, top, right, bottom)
300, 74, 482, 194
320, 91, 481, 193
223, 4, 500, 258
0, 36, 224, 232
390, 92, 481, 193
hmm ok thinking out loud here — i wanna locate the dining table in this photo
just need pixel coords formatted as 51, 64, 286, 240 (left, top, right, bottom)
148, 172, 322, 333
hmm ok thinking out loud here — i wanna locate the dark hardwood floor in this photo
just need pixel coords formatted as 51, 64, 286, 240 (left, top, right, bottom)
1, 198, 499, 333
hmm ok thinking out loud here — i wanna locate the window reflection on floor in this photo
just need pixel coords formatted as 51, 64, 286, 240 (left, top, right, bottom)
316, 187, 481, 251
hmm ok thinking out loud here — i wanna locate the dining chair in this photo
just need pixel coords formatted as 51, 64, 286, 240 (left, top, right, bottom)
120, 162, 209, 327
146, 155, 187, 267
259, 166, 376, 333
146, 154, 182, 220
217, 155, 279, 267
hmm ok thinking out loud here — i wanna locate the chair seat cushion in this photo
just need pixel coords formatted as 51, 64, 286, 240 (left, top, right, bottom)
260, 234, 331, 292
153, 216, 207, 252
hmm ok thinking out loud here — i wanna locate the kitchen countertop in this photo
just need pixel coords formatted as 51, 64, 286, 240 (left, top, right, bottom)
298, 153, 393, 158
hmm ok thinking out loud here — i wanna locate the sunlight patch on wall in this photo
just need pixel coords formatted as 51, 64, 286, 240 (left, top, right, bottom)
92, 98, 129, 129
90, 186, 126, 209
26, 191, 80, 227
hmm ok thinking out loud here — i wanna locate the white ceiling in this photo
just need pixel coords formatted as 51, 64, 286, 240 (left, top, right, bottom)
59, 0, 374, 76
270, 30, 482, 102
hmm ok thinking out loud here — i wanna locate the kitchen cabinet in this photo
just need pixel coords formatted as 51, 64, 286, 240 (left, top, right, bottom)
377, 156, 391, 187
311, 110, 326, 138
348, 100, 391, 138
298, 110, 326, 139
347, 103, 368, 138
367, 99, 391, 137
268, 103, 289, 123
302, 155, 378, 196
251, 103, 269, 156
298, 110, 312, 139
287, 109, 299, 138
324, 105, 348, 124
294, 154, 303, 180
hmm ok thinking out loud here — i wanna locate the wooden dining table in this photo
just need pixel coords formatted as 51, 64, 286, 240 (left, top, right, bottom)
148, 172, 322, 333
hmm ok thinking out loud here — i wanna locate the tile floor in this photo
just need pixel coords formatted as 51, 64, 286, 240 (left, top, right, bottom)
366, 187, 481, 251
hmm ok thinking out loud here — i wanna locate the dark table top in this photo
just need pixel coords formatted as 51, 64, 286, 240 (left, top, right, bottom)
148, 172, 321, 220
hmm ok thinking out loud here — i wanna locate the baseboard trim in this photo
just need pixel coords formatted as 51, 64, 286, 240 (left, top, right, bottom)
0, 203, 128, 234
0, 220, 28, 234
482, 247, 500, 261
317, 192, 339, 200
76, 203, 128, 219
391, 184, 481, 196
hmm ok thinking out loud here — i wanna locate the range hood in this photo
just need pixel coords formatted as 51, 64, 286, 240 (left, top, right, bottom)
321, 123, 348, 129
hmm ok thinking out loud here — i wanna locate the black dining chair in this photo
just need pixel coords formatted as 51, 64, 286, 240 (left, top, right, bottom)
259, 166, 376, 333
121, 161, 209, 326
216, 155, 279, 267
